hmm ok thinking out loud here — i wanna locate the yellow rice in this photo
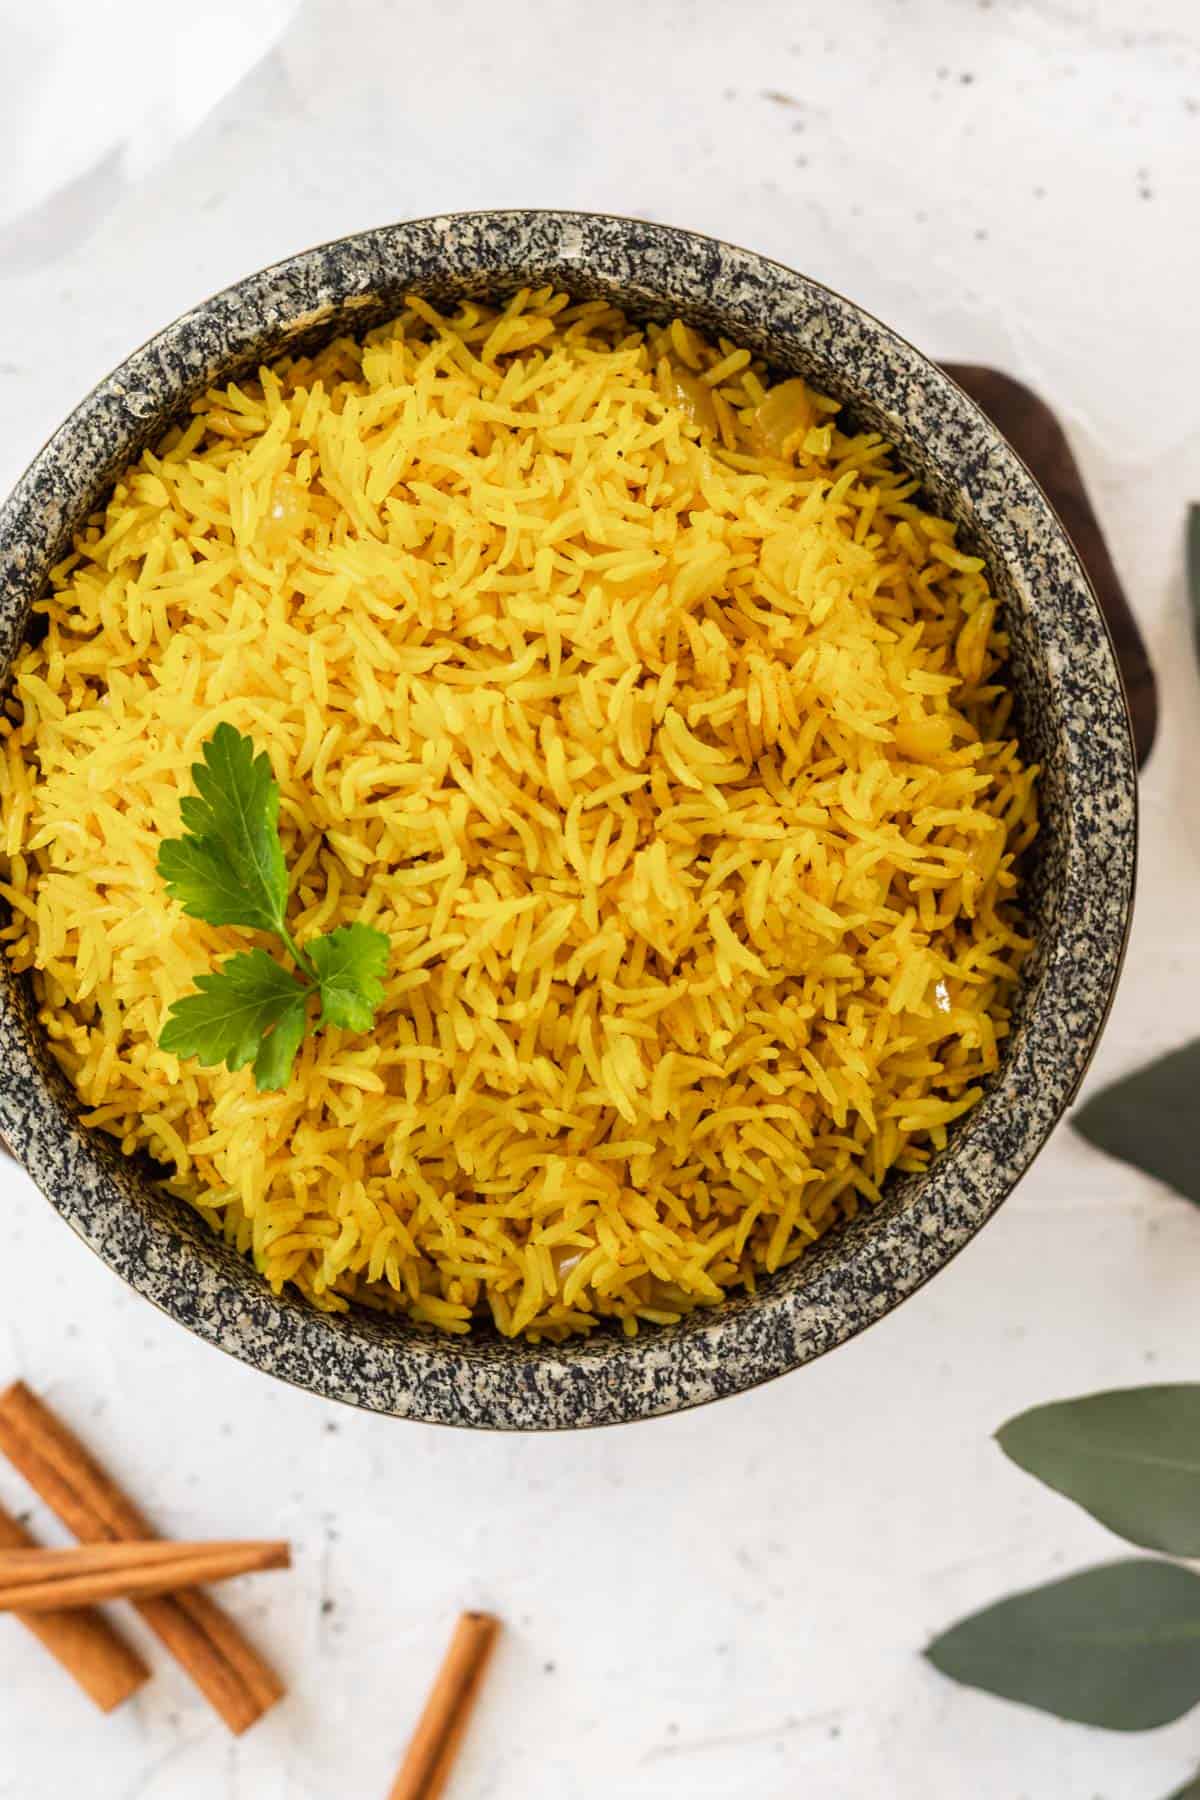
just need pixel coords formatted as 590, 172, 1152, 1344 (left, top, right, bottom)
0, 288, 1037, 1339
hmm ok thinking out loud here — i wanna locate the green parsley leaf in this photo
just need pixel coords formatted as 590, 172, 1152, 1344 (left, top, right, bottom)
159, 949, 309, 1090
156, 725, 391, 1091
307, 923, 391, 1032
250, 1001, 309, 1091
158, 723, 288, 935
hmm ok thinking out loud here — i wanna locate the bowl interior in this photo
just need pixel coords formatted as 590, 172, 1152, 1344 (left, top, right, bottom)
0, 213, 1135, 1427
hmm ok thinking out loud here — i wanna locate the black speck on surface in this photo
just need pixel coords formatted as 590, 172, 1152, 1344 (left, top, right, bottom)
543, 1660, 557, 1675
667, 1721, 679, 1735
321, 1598, 335, 1616
960, 71, 975, 84
974, 228, 988, 241
1033, 186, 1047, 199
323, 1419, 339, 1434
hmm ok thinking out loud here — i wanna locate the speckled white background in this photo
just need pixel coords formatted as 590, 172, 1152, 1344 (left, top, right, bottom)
0, 1, 1197, 1795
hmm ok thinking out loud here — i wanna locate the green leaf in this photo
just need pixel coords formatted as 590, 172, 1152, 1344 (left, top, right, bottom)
997, 1387, 1200, 1555
156, 728, 390, 1090
1167, 1777, 1200, 1799
160, 949, 308, 1088
925, 1559, 1200, 1731
157, 723, 288, 934
307, 922, 390, 1032
1073, 1040, 1200, 1207
250, 1002, 308, 1092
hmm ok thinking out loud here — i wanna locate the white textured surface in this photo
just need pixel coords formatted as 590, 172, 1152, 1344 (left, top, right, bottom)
1, 2, 1199, 1794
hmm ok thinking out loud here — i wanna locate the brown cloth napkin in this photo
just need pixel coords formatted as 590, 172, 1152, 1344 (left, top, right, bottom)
943, 363, 1157, 768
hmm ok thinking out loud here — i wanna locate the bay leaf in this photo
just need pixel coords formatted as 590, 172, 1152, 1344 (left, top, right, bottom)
925, 1559, 1200, 1730
1073, 1041, 1200, 1207
997, 1386, 1200, 1555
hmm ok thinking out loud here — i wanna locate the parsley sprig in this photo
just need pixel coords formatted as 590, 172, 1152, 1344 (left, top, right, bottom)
157, 724, 389, 1090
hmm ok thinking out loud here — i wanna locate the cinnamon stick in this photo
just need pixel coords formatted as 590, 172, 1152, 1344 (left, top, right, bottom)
0, 1382, 284, 1734
0, 1537, 291, 1612
0, 1537, 289, 1582
0, 1498, 149, 1713
389, 1612, 501, 1800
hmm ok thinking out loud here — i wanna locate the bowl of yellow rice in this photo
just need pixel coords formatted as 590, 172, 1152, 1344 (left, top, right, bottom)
0, 213, 1136, 1427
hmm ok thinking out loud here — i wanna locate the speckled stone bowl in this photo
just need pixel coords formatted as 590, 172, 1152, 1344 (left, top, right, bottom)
0, 212, 1136, 1429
